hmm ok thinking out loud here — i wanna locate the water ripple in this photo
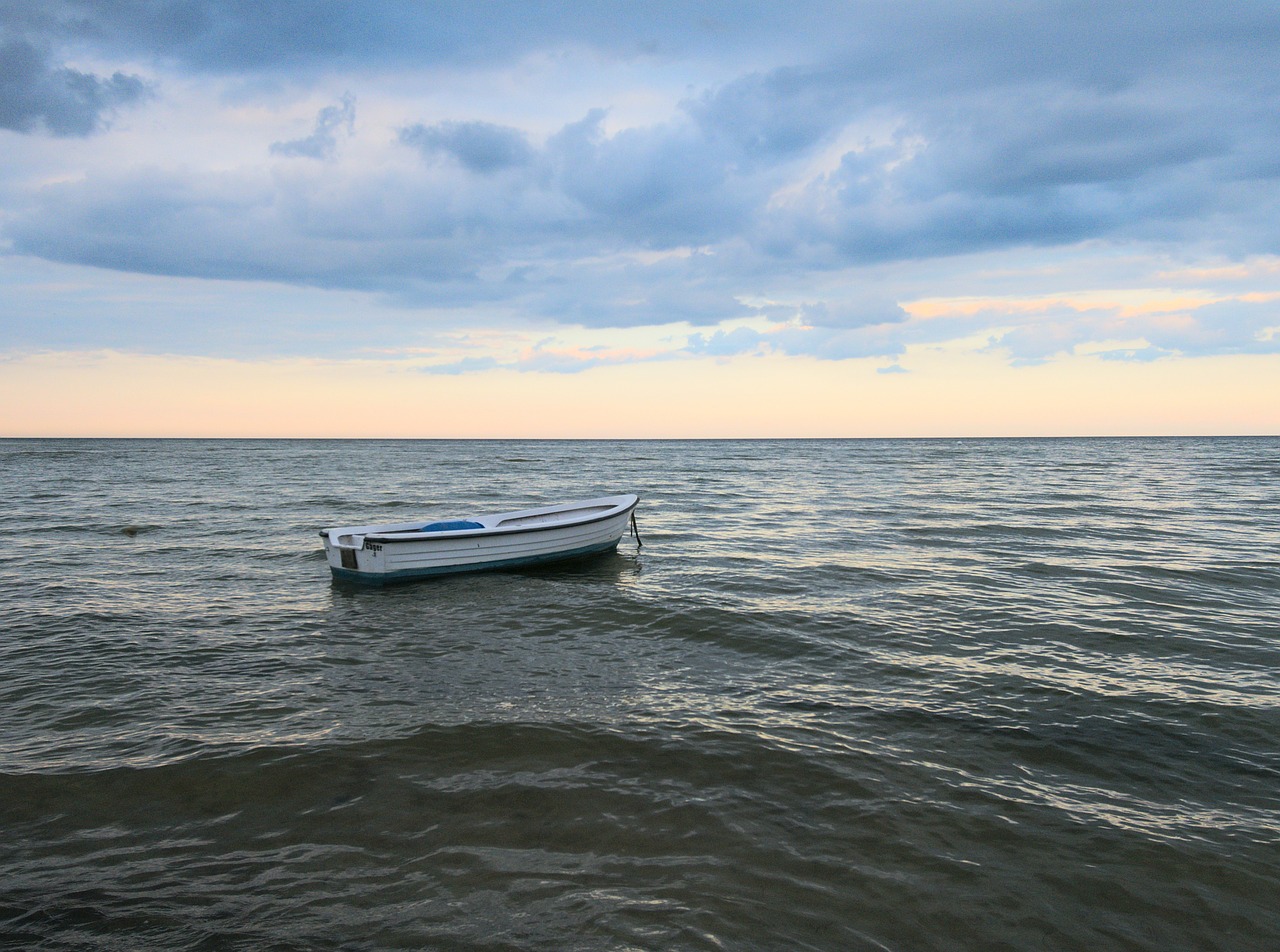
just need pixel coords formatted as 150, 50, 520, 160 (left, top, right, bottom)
2, 437, 1278, 950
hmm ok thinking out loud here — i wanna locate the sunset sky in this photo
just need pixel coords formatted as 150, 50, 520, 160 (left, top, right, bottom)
3, 1, 1278, 436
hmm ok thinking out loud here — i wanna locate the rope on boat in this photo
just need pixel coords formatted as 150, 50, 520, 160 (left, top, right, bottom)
630, 509, 643, 548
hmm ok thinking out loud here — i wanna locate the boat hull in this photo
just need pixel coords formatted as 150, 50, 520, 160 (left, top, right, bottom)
320, 494, 638, 585
328, 537, 625, 585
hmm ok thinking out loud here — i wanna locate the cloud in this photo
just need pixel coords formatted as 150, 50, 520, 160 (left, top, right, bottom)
399, 120, 534, 173
5, 1, 1280, 375
420, 355, 501, 375
12, 3, 1280, 104
982, 296, 1280, 363
546, 108, 760, 245
421, 339, 670, 374
271, 93, 355, 159
794, 299, 907, 328
687, 320, 906, 362
396, 107, 761, 249
686, 326, 764, 358
683, 67, 845, 164
518, 250, 749, 328
5, 103, 764, 313
1096, 346, 1167, 363
0, 39, 149, 136
12, 4, 1280, 267
749, 75, 1269, 267
4, 1, 857, 74
1140, 297, 1280, 358
766, 324, 906, 361
5, 163, 520, 290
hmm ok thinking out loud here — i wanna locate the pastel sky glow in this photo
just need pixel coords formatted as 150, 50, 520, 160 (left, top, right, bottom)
3, 1, 1279, 436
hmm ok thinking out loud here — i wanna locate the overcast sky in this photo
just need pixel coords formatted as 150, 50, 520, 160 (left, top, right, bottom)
3, 1, 1278, 435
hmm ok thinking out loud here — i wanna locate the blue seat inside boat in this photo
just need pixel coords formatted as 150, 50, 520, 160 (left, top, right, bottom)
421, 520, 485, 532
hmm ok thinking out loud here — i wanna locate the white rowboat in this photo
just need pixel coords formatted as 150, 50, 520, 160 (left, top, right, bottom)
320, 493, 639, 584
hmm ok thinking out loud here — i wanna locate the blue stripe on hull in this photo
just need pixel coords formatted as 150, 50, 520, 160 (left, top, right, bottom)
329, 538, 622, 586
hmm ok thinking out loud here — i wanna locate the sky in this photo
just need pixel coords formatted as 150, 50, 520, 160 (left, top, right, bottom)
2, 0, 1278, 437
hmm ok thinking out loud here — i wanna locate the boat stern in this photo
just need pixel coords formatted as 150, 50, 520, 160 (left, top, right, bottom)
320, 529, 387, 580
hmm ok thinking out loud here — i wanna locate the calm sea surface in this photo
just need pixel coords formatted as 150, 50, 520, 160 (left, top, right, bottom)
2, 438, 1278, 951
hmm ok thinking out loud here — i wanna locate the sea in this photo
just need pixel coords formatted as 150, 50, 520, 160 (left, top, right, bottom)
2, 437, 1278, 951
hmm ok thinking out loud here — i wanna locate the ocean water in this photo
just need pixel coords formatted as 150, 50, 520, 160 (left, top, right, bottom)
2, 437, 1278, 951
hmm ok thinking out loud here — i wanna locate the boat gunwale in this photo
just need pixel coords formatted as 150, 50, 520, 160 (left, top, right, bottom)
321, 494, 638, 545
